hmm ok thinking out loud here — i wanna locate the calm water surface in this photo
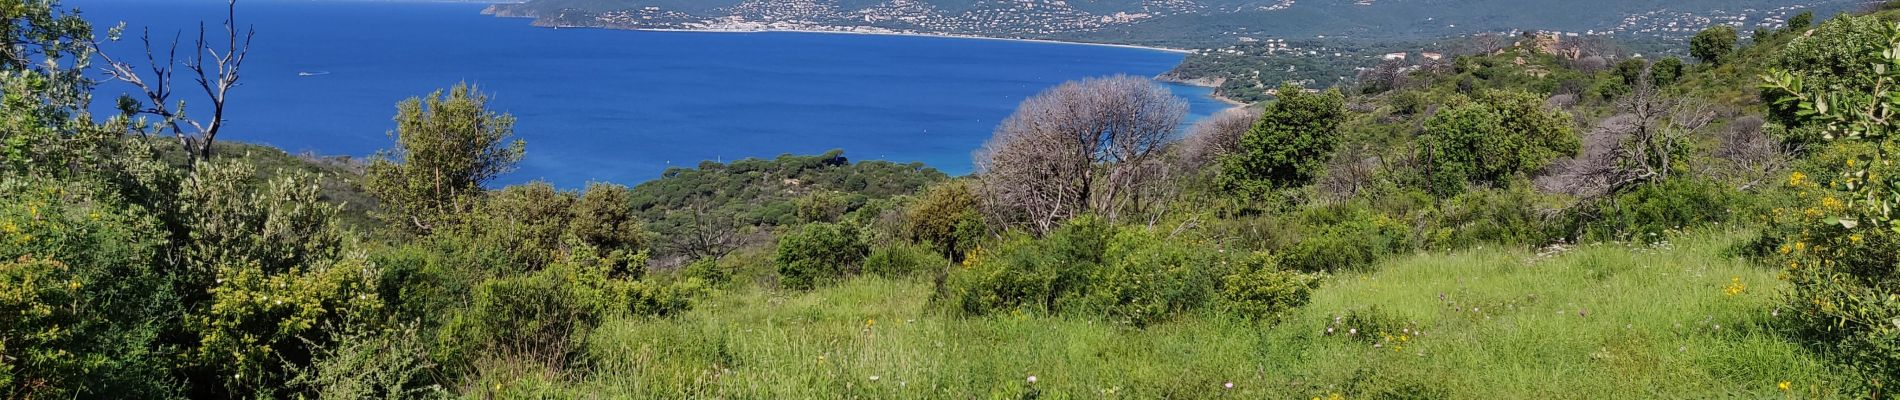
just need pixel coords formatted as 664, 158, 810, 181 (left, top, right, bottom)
74, 0, 1229, 186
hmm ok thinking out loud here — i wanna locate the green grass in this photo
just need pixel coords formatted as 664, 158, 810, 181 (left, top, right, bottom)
479, 232, 1851, 398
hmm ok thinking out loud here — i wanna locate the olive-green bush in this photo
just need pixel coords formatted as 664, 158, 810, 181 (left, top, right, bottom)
863, 242, 947, 279
1281, 205, 1413, 273
775, 222, 870, 290
1217, 253, 1323, 321
944, 217, 1317, 326
0, 178, 176, 398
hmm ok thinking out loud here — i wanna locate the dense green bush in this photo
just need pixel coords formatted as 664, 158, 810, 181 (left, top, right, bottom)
1691, 25, 1738, 65
1425, 186, 1556, 249
1075, 229, 1226, 326
471, 182, 578, 271
1217, 253, 1323, 321
1760, 27, 1900, 385
680, 257, 734, 286
289, 324, 444, 399
942, 217, 1112, 317
903, 181, 986, 262
171, 161, 386, 396
569, 183, 652, 278
863, 242, 947, 279
1576, 179, 1735, 242
1421, 90, 1577, 196
1281, 205, 1413, 273
943, 218, 1311, 326
1765, 14, 1889, 132
775, 222, 870, 290
795, 190, 850, 223
0, 178, 176, 398
363, 83, 525, 235
438, 253, 696, 371
1219, 84, 1349, 193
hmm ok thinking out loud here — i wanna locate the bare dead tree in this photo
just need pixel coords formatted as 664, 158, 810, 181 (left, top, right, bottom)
1356, 59, 1410, 94
1535, 76, 1713, 198
1707, 115, 1795, 190
1609, 79, 1712, 191
1459, 33, 1512, 56
975, 75, 1187, 234
1175, 105, 1262, 170
1535, 113, 1633, 198
668, 192, 743, 262
97, 0, 254, 165
1316, 144, 1382, 203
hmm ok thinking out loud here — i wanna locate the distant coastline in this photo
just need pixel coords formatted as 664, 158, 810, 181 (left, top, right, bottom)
632, 28, 1194, 55
482, 6, 1246, 106
511, 21, 1194, 55
616, 27, 1256, 106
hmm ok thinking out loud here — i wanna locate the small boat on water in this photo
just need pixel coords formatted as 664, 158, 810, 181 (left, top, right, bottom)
298, 71, 331, 77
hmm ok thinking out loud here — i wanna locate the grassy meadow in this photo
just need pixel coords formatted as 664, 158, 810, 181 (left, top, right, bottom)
475, 232, 1845, 399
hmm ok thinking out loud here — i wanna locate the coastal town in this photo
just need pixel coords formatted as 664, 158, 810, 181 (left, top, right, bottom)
494, 0, 1189, 37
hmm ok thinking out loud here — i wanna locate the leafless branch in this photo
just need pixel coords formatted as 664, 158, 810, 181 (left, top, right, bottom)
976, 75, 1187, 234
95, 0, 252, 165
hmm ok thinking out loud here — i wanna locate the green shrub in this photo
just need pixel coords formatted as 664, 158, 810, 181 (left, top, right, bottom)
173, 162, 385, 396
795, 190, 849, 223
942, 217, 1112, 317
1218, 84, 1348, 193
469, 182, 577, 272
0, 179, 175, 398
290, 325, 445, 400
1760, 29, 1900, 386
1420, 90, 1577, 196
437, 253, 697, 371
1691, 25, 1738, 64
1076, 229, 1225, 326
774, 222, 870, 290
1426, 186, 1555, 249
903, 181, 986, 262
1281, 205, 1412, 273
863, 243, 947, 279
441, 270, 596, 368
569, 183, 652, 278
943, 218, 1255, 326
1577, 179, 1735, 242
1217, 253, 1323, 321
1757, 177, 1900, 384
681, 258, 733, 286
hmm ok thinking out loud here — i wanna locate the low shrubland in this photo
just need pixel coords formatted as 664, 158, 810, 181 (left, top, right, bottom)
490, 232, 1846, 398
8, 1, 1900, 398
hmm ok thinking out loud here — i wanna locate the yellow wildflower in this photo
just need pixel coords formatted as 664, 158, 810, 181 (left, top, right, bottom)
1778, 381, 1791, 391
1724, 277, 1746, 296
1789, 171, 1808, 187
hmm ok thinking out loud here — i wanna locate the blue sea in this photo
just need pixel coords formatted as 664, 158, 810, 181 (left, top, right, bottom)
72, 0, 1229, 187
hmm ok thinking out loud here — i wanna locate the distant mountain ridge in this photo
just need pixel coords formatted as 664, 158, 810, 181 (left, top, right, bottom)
488, 0, 1870, 46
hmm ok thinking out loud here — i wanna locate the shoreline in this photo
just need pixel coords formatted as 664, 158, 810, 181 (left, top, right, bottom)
622, 26, 1255, 107
484, 9, 1247, 106
603, 26, 1257, 106
565, 25, 1195, 55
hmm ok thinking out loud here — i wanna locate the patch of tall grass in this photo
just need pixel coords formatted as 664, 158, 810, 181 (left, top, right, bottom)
485, 231, 1847, 398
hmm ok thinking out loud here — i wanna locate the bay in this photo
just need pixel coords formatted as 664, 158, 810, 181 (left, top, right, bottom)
73, 0, 1230, 187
